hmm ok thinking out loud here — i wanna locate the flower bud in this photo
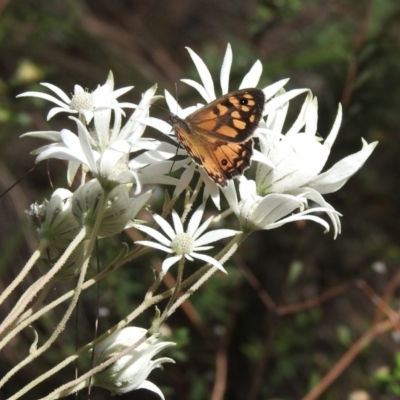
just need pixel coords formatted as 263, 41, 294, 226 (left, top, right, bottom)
92, 327, 175, 398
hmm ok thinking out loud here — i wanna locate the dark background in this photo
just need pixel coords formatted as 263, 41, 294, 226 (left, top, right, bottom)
1, 1, 400, 399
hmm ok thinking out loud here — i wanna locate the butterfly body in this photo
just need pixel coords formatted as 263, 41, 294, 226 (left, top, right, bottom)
170, 88, 265, 187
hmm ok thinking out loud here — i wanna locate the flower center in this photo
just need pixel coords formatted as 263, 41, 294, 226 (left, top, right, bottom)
71, 91, 94, 111
171, 232, 194, 255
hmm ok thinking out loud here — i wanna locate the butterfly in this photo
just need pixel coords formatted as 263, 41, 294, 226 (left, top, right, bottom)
169, 88, 265, 187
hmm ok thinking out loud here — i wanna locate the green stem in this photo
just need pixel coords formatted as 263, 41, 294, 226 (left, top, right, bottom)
38, 332, 149, 400
9, 288, 173, 400
1, 279, 54, 343
153, 257, 185, 333
0, 246, 151, 353
181, 175, 203, 223
0, 239, 49, 307
0, 229, 86, 340
3, 190, 109, 394
48, 378, 89, 399
8, 214, 247, 398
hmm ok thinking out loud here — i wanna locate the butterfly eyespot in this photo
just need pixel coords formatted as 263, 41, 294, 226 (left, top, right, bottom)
221, 159, 228, 166
239, 98, 248, 105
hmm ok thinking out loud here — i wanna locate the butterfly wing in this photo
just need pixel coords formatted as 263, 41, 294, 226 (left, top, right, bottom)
169, 88, 265, 187
202, 139, 254, 186
187, 88, 265, 143
171, 117, 253, 187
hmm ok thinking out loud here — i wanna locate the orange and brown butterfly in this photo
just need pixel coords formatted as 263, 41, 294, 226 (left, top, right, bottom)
169, 88, 265, 187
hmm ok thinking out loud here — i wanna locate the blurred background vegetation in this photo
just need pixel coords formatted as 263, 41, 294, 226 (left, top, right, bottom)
1, 0, 400, 399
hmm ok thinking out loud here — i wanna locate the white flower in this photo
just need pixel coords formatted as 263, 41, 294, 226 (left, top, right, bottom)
132, 204, 240, 273
224, 178, 334, 233
17, 71, 136, 123
92, 327, 175, 398
72, 180, 152, 237
21, 85, 161, 189
27, 188, 83, 281
225, 92, 378, 238
34, 188, 80, 246
138, 44, 308, 208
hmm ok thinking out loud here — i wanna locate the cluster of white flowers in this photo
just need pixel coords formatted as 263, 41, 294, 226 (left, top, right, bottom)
15, 44, 377, 399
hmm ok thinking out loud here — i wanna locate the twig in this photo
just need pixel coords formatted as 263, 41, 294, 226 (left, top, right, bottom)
211, 285, 240, 400
340, 0, 374, 108
356, 279, 400, 331
276, 282, 353, 316
301, 317, 394, 400
234, 256, 277, 311
246, 316, 279, 400
372, 268, 400, 325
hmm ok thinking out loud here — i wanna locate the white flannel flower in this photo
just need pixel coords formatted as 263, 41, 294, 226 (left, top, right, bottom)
139, 44, 308, 208
92, 327, 175, 398
21, 84, 162, 189
224, 177, 334, 234
225, 92, 378, 238
34, 188, 80, 246
27, 189, 83, 281
72, 180, 152, 237
17, 71, 135, 123
133, 204, 240, 273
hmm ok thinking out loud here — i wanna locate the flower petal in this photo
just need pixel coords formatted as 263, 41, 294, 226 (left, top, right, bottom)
285, 92, 314, 137
185, 254, 194, 262
135, 240, 172, 253
40, 82, 72, 103
180, 79, 211, 105
150, 213, 176, 241
173, 162, 196, 199
186, 47, 216, 101
192, 245, 214, 251
222, 180, 239, 215
220, 43, 232, 94
164, 89, 183, 116
263, 89, 309, 117
190, 252, 227, 273
187, 203, 205, 236
162, 255, 182, 272
192, 214, 213, 240
47, 107, 76, 120
263, 78, 290, 101
138, 380, 166, 400
267, 212, 330, 232
194, 229, 239, 247
20, 130, 61, 141
267, 134, 329, 192
239, 60, 262, 89
17, 91, 69, 108
133, 224, 172, 247
67, 160, 81, 186
324, 104, 342, 150
305, 96, 318, 136
199, 168, 221, 209
130, 190, 153, 220
171, 209, 184, 234
309, 139, 378, 194
253, 193, 305, 228
289, 187, 341, 238
264, 88, 289, 135
70, 117, 98, 173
